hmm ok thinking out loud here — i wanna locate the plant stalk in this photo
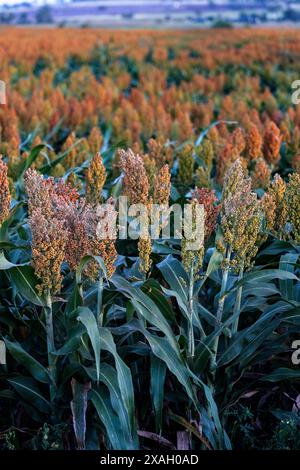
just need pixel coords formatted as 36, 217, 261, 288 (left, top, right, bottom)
45, 291, 56, 402
231, 266, 244, 335
216, 247, 232, 324
97, 275, 104, 327
209, 246, 232, 392
188, 265, 195, 357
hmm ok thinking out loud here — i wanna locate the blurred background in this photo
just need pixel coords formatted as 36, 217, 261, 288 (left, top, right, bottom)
1, 0, 300, 28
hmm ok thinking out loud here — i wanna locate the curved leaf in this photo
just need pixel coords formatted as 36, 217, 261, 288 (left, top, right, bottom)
5, 339, 52, 384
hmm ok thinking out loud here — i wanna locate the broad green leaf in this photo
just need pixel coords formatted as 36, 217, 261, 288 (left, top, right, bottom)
5, 339, 51, 384
144, 331, 197, 406
77, 307, 101, 382
218, 302, 292, 367
66, 284, 83, 315
112, 275, 180, 355
10, 266, 46, 306
142, 279, 175, 323
279, 253, 299, 301
99, 327, 137, 443
0, 252, 28, 270
261, 367, 300, 382
19, 144, 45, 176
90, 388, 127, 450
54, 331, 83, 356
157, 255, 188, 304
205, 248, 223, 279
85, 363, 135, 448
236, 269, 299, 289
150, 355, 166, 433
7, 376, 51, 413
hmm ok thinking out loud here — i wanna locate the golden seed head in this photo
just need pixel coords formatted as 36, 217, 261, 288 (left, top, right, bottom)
138, 236, 152, 275
284, 172, 300, 244
178, 144, 194, 186
196, 138, 214, 171
221, 159, 262, 270
251, 158, 271, 190
88, 127, 103, 154
86, 153, 106, 205
0, 155, 11, 226
119, 148, 150, 205
192, 187, 220, 240
154, 164, 171, 206
181, 199, 205, 275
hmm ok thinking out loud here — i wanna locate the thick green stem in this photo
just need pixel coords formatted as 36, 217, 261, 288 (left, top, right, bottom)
45, 292, 56, 402
210, 247, 232, 391
188, 265, 195, 357
231, 266, 244, 335
97, 275, 104, 327
224, 266, 244, 406
216, 247, 232, 325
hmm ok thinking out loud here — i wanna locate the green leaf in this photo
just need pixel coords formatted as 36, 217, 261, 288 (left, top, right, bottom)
54, 328, 83, 356
205, 248, 223, 279
279, 253, 299, 301
65, 284, 83, 315
158, 256, 204, 332
0, 252, 28, 270
5, 339, 52, 384
99, 327, 137, 444
90, 388, 127, 450
236, 269, 299, 289
112, 275, 180, 355
19, 144, 45, 176
218, 302, 292, 367
150, 355, 166, 433
77, 307, 101, 382
9, 265, 46, 306
157, 255, 188, 304
85, 363, 135, 448
261, 368, 300, 382
7, 376, 51, 413
142, 279, 175, 323
144, 331, 197, 406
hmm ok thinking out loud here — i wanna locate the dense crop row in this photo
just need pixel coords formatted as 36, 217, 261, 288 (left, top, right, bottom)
0, 28, 300, 450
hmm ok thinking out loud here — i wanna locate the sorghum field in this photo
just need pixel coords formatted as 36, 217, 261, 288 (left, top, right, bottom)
0, 27, 300, 451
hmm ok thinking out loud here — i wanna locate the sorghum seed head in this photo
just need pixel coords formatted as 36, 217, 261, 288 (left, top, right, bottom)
154, 164, 171, 206
86, 153, 106, 205
119, 148, 150, 205
251, 158, 271, 190
263, 121, 282, 166
0, 155, 11, 225
246, 124, 262, 161
192, 187, 220, 240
